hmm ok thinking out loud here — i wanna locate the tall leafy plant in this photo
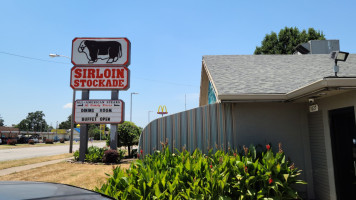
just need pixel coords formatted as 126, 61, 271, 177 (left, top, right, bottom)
96, 143, 306, 199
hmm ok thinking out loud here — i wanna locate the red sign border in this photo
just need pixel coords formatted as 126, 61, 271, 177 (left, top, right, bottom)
74, 99, 125, 124
71, 37, 131, 66
70, 66, 130, 90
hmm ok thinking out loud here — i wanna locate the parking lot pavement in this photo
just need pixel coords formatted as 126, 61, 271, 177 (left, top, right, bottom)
0, 141, 107, 162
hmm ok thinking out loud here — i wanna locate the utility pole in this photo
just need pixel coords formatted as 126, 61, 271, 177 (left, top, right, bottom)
130, 92, 138, 122
148, 111, 153, 124
185, 94, 187, 111
49, 54, 75, 152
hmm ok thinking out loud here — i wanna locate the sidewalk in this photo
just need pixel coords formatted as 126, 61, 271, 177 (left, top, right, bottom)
0, 158, 71, 177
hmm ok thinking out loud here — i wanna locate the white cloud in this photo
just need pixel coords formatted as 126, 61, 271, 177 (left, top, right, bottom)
63, 103, 72, 109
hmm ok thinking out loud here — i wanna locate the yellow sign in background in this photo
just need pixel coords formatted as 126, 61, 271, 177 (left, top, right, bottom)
51, 129, 67, 134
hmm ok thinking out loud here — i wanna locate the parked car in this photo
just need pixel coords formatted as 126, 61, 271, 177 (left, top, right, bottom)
0, 138, 2, 145
17, 137, 29, 144
29, 137, 39, 143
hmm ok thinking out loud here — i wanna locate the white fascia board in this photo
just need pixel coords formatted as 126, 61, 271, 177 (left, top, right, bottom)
202, 60, 219, 98
286, 78, 356, 99
219, 94, 286, 101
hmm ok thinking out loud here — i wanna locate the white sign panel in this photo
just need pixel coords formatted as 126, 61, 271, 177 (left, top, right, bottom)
72, 38, 131, 66
70, 66, 130, 90
74, 100, 124, 124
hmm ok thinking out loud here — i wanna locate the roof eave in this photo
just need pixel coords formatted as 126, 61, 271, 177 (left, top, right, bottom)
219, 78, 356, 102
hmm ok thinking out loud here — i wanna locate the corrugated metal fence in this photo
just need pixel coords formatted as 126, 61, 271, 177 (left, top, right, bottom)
138, 103, 235, 155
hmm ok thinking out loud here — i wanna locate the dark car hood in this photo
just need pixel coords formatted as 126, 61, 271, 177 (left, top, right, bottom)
0, 181, 114, 200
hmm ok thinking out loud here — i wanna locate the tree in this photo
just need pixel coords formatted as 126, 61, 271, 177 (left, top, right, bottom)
88, 124, 101, 140
0, 115, 4, 126
59, 115, 77, 129
17, 111, 48, 131
254, 27, 325, 55
117, 121, 141, 157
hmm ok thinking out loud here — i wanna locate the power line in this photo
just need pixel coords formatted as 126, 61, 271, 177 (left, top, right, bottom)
0, 50, 198, 87
0, 51, 70, 64
135, 77, 198, 87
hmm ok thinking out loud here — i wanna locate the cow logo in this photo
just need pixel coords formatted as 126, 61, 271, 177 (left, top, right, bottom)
78, 40, 122, 64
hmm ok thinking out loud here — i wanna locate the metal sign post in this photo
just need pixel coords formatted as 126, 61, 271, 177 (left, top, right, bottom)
79, 90, 89, 162
69, 89, 75, 153
110, 90, 119, 150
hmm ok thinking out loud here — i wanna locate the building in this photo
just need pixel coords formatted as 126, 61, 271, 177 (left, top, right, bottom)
0, 126, 20, 141
139, 42, 356, 199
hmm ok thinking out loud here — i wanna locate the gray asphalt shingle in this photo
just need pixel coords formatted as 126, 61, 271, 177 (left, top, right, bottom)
203, 54, 356, 95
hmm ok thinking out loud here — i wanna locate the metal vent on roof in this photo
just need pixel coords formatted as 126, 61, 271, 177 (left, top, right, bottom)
294, 40, 340, 54
295, 45, 310, 54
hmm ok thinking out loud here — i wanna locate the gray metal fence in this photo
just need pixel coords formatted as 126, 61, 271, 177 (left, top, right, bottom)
138, 103, 234, 155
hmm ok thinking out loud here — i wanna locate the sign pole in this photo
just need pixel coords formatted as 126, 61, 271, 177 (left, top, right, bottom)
110, 90, 119, 150
69, 89, 75, 153
79, 90, 89, 162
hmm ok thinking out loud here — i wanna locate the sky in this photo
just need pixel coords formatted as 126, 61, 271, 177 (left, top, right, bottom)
1, 0, 356, 129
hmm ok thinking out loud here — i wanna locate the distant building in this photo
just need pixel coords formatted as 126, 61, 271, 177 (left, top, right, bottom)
0, 126, 19, 138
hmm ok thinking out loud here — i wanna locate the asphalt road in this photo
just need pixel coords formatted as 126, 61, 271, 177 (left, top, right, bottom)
0, 141, 107, 162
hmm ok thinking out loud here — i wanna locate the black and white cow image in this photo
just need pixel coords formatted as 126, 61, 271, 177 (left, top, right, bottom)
78, 40, 122, 63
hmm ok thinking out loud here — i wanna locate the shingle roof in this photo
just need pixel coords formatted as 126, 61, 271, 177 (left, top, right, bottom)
203, 54, 356, 95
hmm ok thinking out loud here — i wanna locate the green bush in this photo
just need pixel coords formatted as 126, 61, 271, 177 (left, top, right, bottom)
85, 146, 107, 163
74, 146, 108, 163
96, 144, 306, 199
74, 147, 126, 163
118, 149, 126, 160
73, 150, 79, 161
106, 136, 110, 147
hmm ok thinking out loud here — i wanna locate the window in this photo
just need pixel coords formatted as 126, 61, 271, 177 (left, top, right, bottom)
208, 82, 217, 104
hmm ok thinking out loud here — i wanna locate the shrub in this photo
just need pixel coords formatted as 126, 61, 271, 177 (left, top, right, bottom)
7, 139, 17, 145
45, 139, 54, 144
118, 149, 126, 160
96, 144, 306, 199
28, 139, 35, 145
85, 146, 107, 163
60, 138, 65, 143
106, 136, 110, 147
103, 149, 119, 164
73, 147, 125, 163
73, 150, 79, 161
73, 146, 108, 162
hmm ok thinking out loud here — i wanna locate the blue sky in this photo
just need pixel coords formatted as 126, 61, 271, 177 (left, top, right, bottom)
1, 0, 355, 128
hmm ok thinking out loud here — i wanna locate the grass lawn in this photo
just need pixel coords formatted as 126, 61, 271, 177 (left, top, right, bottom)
0, 153, 73, 170
0, 160, 133, 190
